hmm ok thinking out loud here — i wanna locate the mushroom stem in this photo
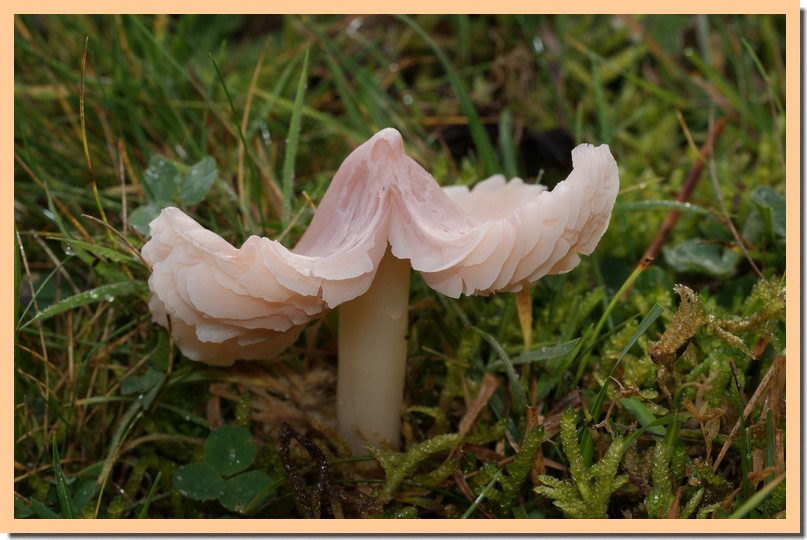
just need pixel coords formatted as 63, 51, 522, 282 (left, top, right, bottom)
337, 247, 411, 454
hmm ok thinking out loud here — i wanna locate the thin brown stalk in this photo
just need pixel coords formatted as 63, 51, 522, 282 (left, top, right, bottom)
713, 355, 785, 471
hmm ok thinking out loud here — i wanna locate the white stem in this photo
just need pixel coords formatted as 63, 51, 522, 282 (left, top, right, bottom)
337, 248, 410, 454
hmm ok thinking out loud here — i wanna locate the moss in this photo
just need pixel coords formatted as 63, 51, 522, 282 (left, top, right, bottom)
535, 410, 627, 518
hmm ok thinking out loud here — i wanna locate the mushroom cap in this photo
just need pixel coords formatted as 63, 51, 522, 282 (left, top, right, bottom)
142, 128, 619, 364
389, 142, 619, 297
142, 130, 399, 365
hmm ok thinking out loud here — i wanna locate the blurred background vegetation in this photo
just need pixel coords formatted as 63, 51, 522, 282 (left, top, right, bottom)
14, 14, 786, 520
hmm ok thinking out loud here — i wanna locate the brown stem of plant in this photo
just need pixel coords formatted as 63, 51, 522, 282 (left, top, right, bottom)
639, 117, 728, 265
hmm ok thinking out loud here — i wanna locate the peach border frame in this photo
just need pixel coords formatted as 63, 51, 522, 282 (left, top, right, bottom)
7, 1, 801, 534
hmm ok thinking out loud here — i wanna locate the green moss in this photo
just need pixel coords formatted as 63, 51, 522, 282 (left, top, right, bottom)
535, 410, 627, 518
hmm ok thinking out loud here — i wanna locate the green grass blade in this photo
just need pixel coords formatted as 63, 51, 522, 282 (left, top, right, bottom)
684, 47, 764, 130
52, 439, 75, 518
614, 200, 712, 216
320, 48, 365, 130
728, 474, 785, 519
22, 281, 148, 329
506, 339, 581, 366
565, 36, 686, 110
620, 396, 665, 437
740, 36, 785, 123
208, 53, 256, 231
137, 471, 162, 518
395, 14, 499, 174
573, 259, 650, 386
26, 498, 61, 519
14, 226, 20, 329
581, 303, 665, 463
498, 108, 518, 179
590, 58, 611, 144
56, 237, 139, 265
662, 412, 683, 461
622, 415, 680, 451
470, 325, 527, 414
592, 303, 665, 420
281, 47, 310, 227
80, 40, 113, 250
460, 469, 502, 519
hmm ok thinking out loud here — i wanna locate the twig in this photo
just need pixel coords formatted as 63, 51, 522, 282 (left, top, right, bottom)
277, 423, 374, 518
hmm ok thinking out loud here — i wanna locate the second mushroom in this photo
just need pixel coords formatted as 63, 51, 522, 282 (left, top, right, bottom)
142, 128, 619, 455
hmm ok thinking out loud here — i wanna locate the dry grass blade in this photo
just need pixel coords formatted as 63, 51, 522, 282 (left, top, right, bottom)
457, 373, 499, 439
713, 355, 785, 471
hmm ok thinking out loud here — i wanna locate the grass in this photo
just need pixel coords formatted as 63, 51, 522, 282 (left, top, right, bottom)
14, 14, 787, 520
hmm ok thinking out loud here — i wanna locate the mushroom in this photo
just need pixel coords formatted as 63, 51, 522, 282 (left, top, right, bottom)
142, 128, 619, 455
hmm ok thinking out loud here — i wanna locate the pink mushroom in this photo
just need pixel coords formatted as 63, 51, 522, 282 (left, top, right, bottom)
142, 128, 619, 454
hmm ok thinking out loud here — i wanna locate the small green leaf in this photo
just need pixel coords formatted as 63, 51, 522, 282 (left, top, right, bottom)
70, 479, 99, 515
174, 463, 225, 501
663, 239, 741, 278
204, 426, 257, 477
147, 329, 172, 372
180, 156, 218, 205
750, 186, 785, 238
17, 497, 60, 519
120, 368, 166, 408
22, 281, 148, 329
128, 203, 162, 235
219, 470, 273, 514
120, 368, 164, 396
14, 496, 35, 518
143, 155, 181, 204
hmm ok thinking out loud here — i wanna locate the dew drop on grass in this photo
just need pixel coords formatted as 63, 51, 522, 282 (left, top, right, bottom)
532, 37, 544, 54
402, 95, 414, 106
260, 125, 271, 146
104, 295, 115, 303
347, 17, 363, 35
